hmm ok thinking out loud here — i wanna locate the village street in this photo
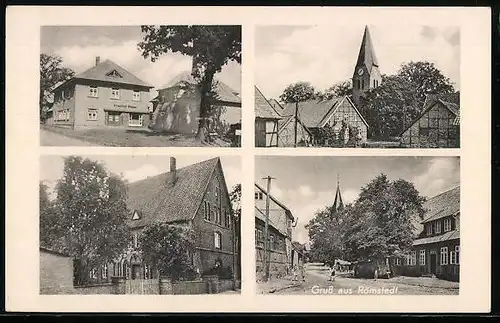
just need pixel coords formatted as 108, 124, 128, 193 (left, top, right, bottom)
271, 263, 459, 295
40, 129, 97, 146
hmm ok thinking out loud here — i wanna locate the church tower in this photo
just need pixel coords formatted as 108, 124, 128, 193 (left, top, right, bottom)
332, 174, 344, 213
352, 26, 382, 106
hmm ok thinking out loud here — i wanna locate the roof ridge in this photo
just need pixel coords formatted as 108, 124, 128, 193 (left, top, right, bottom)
426, 185, 460, 200
127, 157, 219, 186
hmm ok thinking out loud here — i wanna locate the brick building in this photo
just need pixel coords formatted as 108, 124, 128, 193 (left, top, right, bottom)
87, 157, 239, 284
254, 183, 295, 279
400, 93, 460, 148
50, 57, 154, 129
39, 246, 74, 294
392, 186, 460, 281
281, 96, 369, 146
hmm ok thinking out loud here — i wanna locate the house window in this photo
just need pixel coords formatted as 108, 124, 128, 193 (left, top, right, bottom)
215, 207, 222, 225
89, 86, 98, 97
214, 180, 220, 202
128, 113, 143, 127
111, 88, 120, 99
440, 247, 449, 265
395, 258, 401, 266
444, 218, 452, 232
133, 91, 141, 101
87, 108, 98, 121
102, 264, 108, 279
455, 245, 460, 264
257, 229, 264, 248
419, 250, 426, 265
426, 223, 433, 236
214, 231, 222, 249
144, 264, 149, 279
133, 233, 138, 248
204, 201, 210, 221
435, 221, 441, 234
269, 234, 274, 250
255, 192, 263, 200
89, 268, 97, 280
224, 210, 230, 228
407, 251, 416, 266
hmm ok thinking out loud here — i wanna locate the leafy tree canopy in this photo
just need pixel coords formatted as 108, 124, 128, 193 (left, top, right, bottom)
140, 223, 197, 281
279, 82, 316, 104
39, 53, 75, 120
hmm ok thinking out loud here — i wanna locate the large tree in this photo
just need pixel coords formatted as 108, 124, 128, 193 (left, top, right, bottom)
360, 61, 455, 139
39, 182, 60, 248
140, 223, 197, 281
54, 156, 131, 285
39, 53, 75, 121
341, 174, 426, 262
317, 80, 352, 100
306, 204, 350, 266
138, 25, 242, 142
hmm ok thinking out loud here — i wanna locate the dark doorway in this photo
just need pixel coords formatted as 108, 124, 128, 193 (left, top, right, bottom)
131, 264, 142, 280
430, 254, 437, 274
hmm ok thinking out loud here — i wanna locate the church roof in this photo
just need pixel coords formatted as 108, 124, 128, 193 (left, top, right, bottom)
126, 157, 221, 229
355, 26, 379, 72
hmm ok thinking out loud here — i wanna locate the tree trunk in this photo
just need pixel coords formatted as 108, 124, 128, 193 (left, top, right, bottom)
196, 68, 216, 142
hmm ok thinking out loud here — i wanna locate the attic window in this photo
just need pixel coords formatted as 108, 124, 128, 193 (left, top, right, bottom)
106, 69, 122, 78
132, 211, 141, 220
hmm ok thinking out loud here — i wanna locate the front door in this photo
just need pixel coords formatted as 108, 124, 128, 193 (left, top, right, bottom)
430, 254, 437, 274
131, 264, 142, 280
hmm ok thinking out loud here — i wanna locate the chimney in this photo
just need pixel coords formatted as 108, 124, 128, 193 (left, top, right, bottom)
169, 157, 177, 186
95, 56, 101, 66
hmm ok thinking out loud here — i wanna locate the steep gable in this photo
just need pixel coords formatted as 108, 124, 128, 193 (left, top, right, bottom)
355, 26, 379, 72
255, 86, 281, 119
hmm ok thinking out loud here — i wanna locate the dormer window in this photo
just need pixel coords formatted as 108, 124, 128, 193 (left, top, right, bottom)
434, 221, 441, 234
444, 218, 452, 232
426, 223, 433, 236
106, 69, 122, 78
132, 210, 140, 220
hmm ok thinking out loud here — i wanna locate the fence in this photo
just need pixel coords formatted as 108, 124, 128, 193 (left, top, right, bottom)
69, 276, 239, 295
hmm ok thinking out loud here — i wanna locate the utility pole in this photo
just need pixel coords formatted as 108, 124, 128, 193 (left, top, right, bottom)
294, 101, 299, 148
263, 176, 275, 282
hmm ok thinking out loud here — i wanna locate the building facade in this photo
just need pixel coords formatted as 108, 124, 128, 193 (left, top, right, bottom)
392, 186, 460, 281
400, 93, 460, 148
51, 57, 153, 129
86, 157, 239, 284
254, 86, 281, 147
282, 96, 369, 146
277, 115, 313, 147
151, 71, 241, 137
254, 183, 295, 279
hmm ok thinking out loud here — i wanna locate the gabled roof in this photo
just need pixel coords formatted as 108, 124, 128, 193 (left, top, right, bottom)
277, 114, 312, 136
355, 26, 379, 73
282, 96, 369, 128
254, 183, 294, 221
421, 186, 460, 224
54, 59, 153, 91
268, 98, 284, 111
400, 92, 461, 135
254, 206, 288, 237
126, 158, 220, 229
159, 71, 241, 106
255, 86, 282, 119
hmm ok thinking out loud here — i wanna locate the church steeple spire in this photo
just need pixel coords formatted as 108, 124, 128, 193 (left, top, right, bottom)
333, 174, 344, 212
352, 25, 382, 106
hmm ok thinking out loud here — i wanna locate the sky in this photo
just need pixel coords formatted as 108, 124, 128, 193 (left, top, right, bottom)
255, 24, 460, 100
40, 26, 241, 98
254, 156, 460, 244
40, 155, 241, 199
